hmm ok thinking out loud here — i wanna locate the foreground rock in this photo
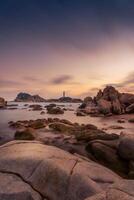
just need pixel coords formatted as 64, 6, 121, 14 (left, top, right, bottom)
0, 97, 7, 108
86, 180, 134, 200
9, 118, 134, 178
0, 140, 121, 200
86, 134, 134, 178
14, 128, 36, 140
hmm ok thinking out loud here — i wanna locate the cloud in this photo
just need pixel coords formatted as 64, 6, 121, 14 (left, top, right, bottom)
0, 79, 24, 88
103, 71, 134, 88
79, 87, 100, 98
50, 75, 73, 84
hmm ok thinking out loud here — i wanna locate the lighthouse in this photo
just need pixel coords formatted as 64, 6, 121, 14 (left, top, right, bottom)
63, 91, 66, 98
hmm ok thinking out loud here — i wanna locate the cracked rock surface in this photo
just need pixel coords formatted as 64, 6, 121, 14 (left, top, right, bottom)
0, 141, 133, 200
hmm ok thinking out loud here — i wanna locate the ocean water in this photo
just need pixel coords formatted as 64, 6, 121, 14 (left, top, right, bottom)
0, 102, 134, 141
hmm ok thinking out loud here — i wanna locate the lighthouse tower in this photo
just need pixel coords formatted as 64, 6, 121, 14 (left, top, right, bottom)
63, 91, 66, 98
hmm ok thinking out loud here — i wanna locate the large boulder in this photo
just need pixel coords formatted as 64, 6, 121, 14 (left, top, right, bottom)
0, 173, 42, 200
126, 103, 134, 113
118, 135, 134, 160
97, 99, 112, 115
0, 141, 120, 200
0, 97, 6, 108
86, 141, 128, 177
120, 93, 134, 106
85, 180, 134, 200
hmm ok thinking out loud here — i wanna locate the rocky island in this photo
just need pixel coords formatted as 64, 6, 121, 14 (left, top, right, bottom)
15, 93, 46, 102
15, 92, 83, 103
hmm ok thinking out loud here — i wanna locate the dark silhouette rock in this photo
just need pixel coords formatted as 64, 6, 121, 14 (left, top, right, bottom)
15, 93, 46, 102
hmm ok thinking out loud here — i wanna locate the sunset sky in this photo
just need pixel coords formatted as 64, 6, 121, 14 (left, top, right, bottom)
0, 0, 134, 100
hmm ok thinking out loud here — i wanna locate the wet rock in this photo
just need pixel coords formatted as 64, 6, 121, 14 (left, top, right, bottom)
47, 107, 64, 114
76, 130, 119, 142
29, 104, 43, 111
40, 111, 45, 115
45, 103, 56, 109
28, 119, 46, 129
49, 122, 74, 134
0, 97, 7, 108
76, 111, 86, 116
14, 128, 36, 140
108, 125, 125, 130
117, 119, 125, 123
128, 118, 134, 123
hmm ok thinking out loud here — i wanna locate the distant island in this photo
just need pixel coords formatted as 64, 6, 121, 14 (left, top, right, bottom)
14, 92, 83, 103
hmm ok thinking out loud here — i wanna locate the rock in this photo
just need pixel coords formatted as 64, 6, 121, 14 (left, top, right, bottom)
29, 104, 43, 111
76, 129, 119, 142
0, 97, 7, 108
112, 99, 122, 114
118, 135, 134, 160
14, 128, 36, 140
126, 103, 134, 113
45, 103, 56, 109
85, 180, 134, 200
108, 125, 125, 130
49, 122, 74, 134
84, 97, 93, 103
28, 119, 46, 129
86, 142, 128, 177
97, 99, 112, 115
79, 103, 87, 109
117, 119, 125, 123
128, 118, 134, 123
0, 141, 120, 200
120, 93, 134, 106
129, 161, 134, 179
47, 107, 64, 114
76, 112, 86, 116
0, 173, 42, 200
40, 111, 45, 115
15, 93, 46, 102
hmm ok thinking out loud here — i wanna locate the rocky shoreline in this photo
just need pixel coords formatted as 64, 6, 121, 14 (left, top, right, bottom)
0, 87, 134, 199
7, 118, 134, 180
0, 117, 133, 199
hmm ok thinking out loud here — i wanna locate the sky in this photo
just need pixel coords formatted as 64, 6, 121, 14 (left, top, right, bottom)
0, 0, 134, 100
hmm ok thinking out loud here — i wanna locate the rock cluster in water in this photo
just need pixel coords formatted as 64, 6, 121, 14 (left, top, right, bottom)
0, 97, 7, 108
8, 117, 134, 179
79, 86, 134, 116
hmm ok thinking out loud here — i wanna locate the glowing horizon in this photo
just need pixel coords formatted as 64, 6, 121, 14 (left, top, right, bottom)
0, 0, 134, 100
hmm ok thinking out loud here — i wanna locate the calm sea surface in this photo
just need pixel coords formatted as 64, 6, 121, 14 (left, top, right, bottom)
0, 102, 134, 141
